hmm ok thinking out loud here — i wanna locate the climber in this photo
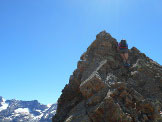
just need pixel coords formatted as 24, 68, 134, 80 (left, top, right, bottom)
117, 39, 130, 67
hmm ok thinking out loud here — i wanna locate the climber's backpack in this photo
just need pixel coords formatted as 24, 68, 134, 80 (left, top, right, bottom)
120, 40, 128, 49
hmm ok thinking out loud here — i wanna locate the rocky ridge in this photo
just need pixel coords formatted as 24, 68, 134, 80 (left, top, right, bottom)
53, 31, 162, 122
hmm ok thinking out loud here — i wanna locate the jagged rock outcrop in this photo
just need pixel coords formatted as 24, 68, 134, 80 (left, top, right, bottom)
52, 31, 162, 122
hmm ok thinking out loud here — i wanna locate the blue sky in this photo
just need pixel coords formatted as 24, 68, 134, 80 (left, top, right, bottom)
0, 0, 162, 104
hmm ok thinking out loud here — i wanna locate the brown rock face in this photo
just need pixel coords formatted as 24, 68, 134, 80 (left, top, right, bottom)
52, 31, 162, 122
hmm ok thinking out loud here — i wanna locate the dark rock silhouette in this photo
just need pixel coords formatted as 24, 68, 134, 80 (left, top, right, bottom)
52, 31, 162, 122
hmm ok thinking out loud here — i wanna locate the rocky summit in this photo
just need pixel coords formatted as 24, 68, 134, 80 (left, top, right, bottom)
52, 31, 162, 122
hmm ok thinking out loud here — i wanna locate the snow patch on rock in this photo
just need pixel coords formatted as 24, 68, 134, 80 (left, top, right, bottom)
14, 108, 29, 114
0, 98, 9, 112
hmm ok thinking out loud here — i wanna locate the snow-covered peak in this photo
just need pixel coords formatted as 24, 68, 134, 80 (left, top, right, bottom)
47, 104, 52, 108
0, 97, 57, 122
0, 97, 8, 112
0, 96, 5, 103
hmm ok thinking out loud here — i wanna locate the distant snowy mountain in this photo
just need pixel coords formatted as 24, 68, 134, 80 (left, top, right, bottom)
0, 96, 57, 122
